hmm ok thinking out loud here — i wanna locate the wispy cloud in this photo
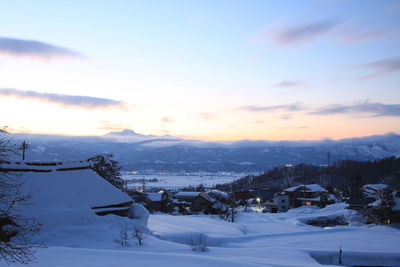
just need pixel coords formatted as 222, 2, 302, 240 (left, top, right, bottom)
309, 101, 400, 117
337, 27, 396, 43
0, 37, 83, 59
0, 88, 124, 109
242, 100, 400, 118
358, 58, 400, 80
266, 19, 341, 46
242, 102, 304, 112
272, 80, 303, 88
161, 116, 174, 123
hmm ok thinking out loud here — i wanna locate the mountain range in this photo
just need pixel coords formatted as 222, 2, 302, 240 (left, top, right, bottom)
8, 130, 400, 172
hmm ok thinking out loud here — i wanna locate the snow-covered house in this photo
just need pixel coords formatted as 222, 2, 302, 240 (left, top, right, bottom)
363, 184, 388, 198
173, 191, 230, 214
282, 184, 328, 208
264, 194, 289, 213
0, 160, 133, 217
145, 190, 170, 212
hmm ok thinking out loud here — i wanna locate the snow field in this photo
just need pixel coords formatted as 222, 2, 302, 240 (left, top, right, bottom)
2, 203, 400, 267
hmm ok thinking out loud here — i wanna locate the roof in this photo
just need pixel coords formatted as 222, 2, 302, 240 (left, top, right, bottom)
284, 184, 327, 193
0, 160, 90, 172
199, 192, 216, 203
297, 197, 321, 202
207, 190, 228, 200
146, 192, 163, 202
346, 196, 375, 206
175, 191, 201, 197
363, 184, 388, 191
16, 166, 132, 209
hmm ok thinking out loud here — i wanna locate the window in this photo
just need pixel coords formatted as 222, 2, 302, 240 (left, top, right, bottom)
281, 199, 285, 203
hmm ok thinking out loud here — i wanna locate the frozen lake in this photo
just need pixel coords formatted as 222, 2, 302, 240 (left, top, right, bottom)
122, 173, 246, 190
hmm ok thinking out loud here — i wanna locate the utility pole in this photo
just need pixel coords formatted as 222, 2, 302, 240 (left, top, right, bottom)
21, 141, 28, 161
142, 178, 146, 192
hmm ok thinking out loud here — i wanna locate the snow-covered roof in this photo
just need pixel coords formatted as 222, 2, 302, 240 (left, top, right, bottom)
207, 189, 228, 199
363, 184, 388, 191
297, 197, 321, 202
175, 191, 201, 197
284, 184, 327, 193
200, 192, 216, 203
146, 192, 163, 202
0, 160, 90, 171
18, 168, 132, 209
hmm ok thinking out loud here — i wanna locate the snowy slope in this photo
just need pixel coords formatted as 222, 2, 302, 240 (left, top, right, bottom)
2, 202, 400, 267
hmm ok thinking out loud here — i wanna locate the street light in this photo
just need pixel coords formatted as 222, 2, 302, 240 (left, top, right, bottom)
256, 197, 261, 208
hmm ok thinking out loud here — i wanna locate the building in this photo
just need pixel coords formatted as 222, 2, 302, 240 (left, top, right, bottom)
263, 194, 289, 213
145, 190, 170, 212
283, 184, 328, 208
0, 160, 133, 217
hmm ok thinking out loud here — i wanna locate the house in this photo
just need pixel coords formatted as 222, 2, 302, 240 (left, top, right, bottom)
282, 184, 328, 208
129, 191, 148, 206
251, 189, 277, 204
145, 190, 170, 212
0, 160, 133, 217
363, 184, 388, 198
263, 194, 289, 213
174, 191, 201, 202
346, 195, 375, 210
173, 191, 230, 214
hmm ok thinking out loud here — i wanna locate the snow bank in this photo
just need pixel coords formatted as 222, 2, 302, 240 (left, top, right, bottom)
127, 203, 149, 226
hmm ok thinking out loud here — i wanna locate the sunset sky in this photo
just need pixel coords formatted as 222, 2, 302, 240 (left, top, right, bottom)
0, 0, 399, 141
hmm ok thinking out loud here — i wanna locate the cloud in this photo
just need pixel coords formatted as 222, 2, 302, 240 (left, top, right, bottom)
198, 112, 216, 120
309, 101, 400, 117
161, 117, 174, 123
0, 37, 83, 59
281, 114, 293, 120
358, 58, 400, 80
280, 126, 309, 130
272, 80, 303, 88
0, 88, 124, 109
242, 102, 304, 112
266, 19, 341, 46
337, 27, 395, 43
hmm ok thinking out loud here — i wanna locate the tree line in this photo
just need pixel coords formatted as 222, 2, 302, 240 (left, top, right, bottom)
215, 157, 400, 193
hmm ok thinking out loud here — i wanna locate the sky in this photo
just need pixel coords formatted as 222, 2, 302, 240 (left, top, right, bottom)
0, 0, 399, 141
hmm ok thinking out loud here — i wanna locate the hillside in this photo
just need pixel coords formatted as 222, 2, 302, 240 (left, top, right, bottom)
10, 131, 400, 172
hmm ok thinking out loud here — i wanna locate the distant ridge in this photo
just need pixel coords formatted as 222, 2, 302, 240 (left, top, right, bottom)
7, 131, 400, 172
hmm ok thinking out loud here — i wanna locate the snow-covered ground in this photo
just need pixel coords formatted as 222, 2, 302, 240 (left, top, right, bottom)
3, 203, 400, 267
122, 173, 245, 189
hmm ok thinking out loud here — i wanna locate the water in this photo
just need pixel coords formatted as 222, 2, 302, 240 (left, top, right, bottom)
122, 173, 245, 190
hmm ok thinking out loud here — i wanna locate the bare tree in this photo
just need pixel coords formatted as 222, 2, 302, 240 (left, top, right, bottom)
0, 127, 42, 264
189, 233, 208, 252
114, 224, 130, 247
132, 225, 145, 246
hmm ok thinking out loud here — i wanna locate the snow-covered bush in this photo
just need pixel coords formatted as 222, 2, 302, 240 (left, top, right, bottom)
189, 233, 209, 252
127, 203, 149, 226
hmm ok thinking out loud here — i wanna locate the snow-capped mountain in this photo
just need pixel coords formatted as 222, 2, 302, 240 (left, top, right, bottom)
8, 130, 400, 172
